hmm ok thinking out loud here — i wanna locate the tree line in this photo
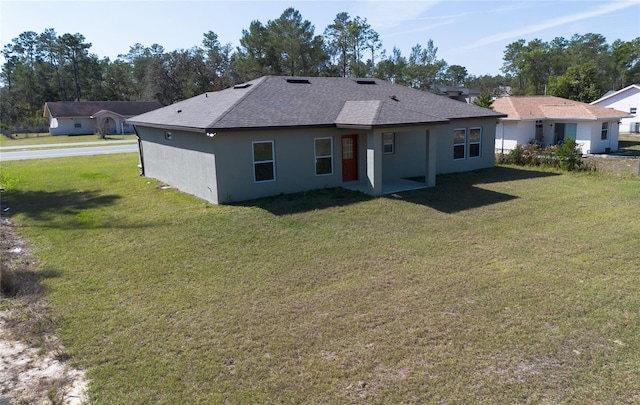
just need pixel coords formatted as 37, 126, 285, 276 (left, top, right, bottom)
1, 7, 638, 130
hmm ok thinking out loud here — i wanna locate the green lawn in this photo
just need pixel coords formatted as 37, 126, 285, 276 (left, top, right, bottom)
1, 154, 639, 403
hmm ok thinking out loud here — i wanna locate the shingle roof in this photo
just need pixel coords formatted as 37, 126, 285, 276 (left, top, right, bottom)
493, 96, 632, 121
127, 76, 504, 132
44, 101, 163, 118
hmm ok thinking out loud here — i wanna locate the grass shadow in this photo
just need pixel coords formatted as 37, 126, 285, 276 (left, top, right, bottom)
614, 139, 640, 156
236, 187, 373, 216
2, 189, 121, 221
386, 166, 561, 213
237, 167, 560, 215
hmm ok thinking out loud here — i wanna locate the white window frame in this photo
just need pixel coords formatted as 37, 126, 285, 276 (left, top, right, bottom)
314, 137, 333, 176
382, 132, 395, 154
601, 122, 609, 141
252, 140, 276, 183
468, 127, 482, 158
453, 128, 466, 160
630, 107, 637, 114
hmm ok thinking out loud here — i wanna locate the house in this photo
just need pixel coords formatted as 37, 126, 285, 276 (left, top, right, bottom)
431, 84, 481, 104
590, 84, 640, 133
493, 96, 632, 154
43, 101, 162, 136
127, 76, 505, 204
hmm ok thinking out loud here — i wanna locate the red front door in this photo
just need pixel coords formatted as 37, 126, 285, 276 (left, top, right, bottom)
342, 135, 358, 182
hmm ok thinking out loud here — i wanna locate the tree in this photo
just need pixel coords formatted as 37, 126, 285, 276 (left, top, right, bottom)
58, 33, 93, 101
405, 40, 447, 90
443, 65, 468, 86
201, 31, 234, 90
473, 92, 494, 109
548, 63, 603, 102
235, 8, 327, 80
502, 39, 526, 91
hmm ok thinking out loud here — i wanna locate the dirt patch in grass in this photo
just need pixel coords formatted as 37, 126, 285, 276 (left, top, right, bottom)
587, 155, 640, 177
0, 218, 88, 405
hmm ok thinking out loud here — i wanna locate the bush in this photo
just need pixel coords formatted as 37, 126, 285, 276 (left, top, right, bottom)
555, 138, 584, 171
498, 138, 592, 172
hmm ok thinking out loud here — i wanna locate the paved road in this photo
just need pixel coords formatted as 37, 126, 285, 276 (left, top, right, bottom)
0, 144, 139, 161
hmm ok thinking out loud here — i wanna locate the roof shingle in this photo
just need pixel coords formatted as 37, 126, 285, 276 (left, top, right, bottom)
128, 76, 503, 132
493, 96, 632, 120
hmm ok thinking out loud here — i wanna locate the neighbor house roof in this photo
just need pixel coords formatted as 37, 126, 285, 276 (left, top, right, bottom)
43, 101, 163, 118
590, 84, 640, 105
493, 96, 632, 121
127, 76, 504, 133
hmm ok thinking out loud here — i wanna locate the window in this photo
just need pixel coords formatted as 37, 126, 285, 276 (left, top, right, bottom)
453, 129, 466, 159
253, 141, 275, 182
382, 133, 395, 154
165, 131, 172, 140
314, 137, 333, 175
631, 107, 637, 114
601, 122, 609, 140
74, 121, 82, 128
468, 127, 482, 158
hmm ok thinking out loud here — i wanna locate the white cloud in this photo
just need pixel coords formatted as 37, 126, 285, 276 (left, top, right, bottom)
458, 1, 637, 51
361, 0, 442, 30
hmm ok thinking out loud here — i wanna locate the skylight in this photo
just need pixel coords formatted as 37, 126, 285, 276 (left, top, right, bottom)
286, 78, 310, 84
233, 83, 252, 89
356, 79, 376, 85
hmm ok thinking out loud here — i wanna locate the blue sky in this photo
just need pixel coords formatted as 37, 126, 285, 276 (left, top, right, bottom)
1, 0, 638, 76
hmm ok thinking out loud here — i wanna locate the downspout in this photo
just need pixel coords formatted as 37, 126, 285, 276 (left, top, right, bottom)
133, 125, 145, 176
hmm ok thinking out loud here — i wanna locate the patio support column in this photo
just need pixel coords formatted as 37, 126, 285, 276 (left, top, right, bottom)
425, 128, 436, 187
366, 131, 383, 196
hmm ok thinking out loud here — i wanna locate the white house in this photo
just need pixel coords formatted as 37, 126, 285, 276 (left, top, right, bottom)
43, 101, 162, 136
590, 84, 640, 134
493, 96, 632, 154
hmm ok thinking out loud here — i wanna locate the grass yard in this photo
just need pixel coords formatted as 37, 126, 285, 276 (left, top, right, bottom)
1, 154, 639, 403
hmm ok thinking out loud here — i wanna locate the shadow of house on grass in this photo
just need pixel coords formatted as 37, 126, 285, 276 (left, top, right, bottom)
386, 166, 560, 213
2, 189, 123, 229
236, 166, 560, 216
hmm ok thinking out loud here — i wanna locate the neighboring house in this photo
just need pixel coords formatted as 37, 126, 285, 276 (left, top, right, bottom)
43, 101, 162, 136
128, 75, 505, 205
432, 84, 481, 104
590, 84, 640, 133
493, 96, 632, 154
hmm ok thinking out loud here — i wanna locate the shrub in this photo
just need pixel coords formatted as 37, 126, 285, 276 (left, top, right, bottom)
498, 138, 592, 172
555, 138, 584, 171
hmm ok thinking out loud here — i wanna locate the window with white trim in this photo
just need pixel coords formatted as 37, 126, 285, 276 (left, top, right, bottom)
252, 141, 275, 182
630, 107, 637, 114
453, 128, 466, 159
468, 127, 482, 158
314, 137, 333, 175
601, 122, 609, 140
382, 132, 395, 154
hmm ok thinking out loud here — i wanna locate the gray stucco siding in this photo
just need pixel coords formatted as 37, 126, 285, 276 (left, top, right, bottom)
137, 127, 218, 203
381, 130, 427, 180
435, 119, 496, 174
213, 129, 346, 204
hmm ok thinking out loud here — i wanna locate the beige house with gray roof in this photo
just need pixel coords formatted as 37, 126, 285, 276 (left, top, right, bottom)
128, 76, 504, 204
493, 96, 632, 154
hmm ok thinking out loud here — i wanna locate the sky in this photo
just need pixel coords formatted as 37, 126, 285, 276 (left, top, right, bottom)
1, 0, 639, 77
